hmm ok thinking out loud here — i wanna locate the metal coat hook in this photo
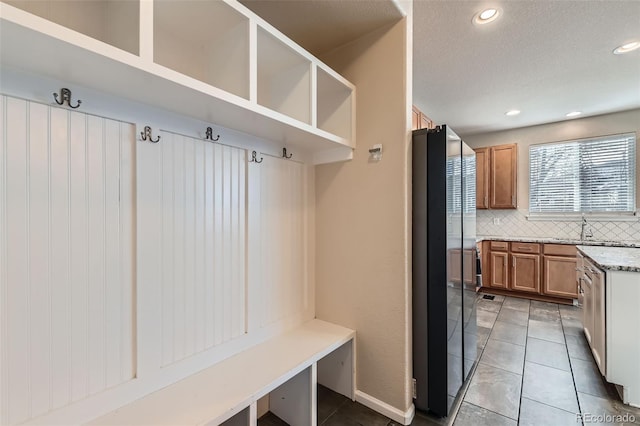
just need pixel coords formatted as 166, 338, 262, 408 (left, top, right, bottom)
249, 151, 263, 163
205, 126, 220, 142
53, 88, 82, 109
282, 147, 293, 159
140, 126, 161, 143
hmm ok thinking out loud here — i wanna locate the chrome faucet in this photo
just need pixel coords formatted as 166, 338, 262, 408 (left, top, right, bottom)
581, 216, 593, 240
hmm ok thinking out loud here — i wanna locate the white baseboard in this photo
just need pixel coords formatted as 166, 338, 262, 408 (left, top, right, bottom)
354, 390, 415, 425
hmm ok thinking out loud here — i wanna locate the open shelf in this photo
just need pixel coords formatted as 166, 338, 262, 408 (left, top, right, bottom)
0, 0, 354, 164
220, 407, 250, 426
3, 0, 139, 55
257, 27, 311, 125
317, 67, 354, 141
154, 0, 250, 100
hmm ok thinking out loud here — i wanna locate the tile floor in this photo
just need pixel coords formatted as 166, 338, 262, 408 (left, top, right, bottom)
258, 294, 640, 425
258, 384, 446, 426
457, 294, 640, 426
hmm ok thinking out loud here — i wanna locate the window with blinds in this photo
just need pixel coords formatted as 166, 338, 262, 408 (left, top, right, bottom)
529, 133, 636, 214
447, 153, 476, 214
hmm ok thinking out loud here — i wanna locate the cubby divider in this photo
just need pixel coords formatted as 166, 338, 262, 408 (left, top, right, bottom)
317, 67, 354, 142
257, 26, 312, 125
1, 0, 355, 162
153, 0, 250, 100
3, 0, 140, 55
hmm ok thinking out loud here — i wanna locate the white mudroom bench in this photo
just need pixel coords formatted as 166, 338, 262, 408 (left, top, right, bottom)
88, 320, 355, 426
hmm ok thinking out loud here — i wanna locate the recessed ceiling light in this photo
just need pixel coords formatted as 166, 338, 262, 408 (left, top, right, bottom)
566, 111, 582, 117
473, 8, 500, 25
613, 41, 640, 55
505, 110, 520, 116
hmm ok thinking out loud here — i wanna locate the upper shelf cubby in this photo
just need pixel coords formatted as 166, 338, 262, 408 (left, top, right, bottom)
317, 67, 354, 141
3, 0, 139, 55
154, 0, 250, 100
257, 27, 311, 125
0, 0, 356, 163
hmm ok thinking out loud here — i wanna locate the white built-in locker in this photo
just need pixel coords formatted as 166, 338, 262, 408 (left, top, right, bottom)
143, 131, 247, 367
0, 94, 312, 424
0, 95, 135, 424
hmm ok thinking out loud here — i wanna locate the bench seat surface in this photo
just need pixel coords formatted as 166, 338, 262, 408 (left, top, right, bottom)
89, 319, 355, 425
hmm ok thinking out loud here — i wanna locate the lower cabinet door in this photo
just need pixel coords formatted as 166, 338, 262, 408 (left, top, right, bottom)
582, 275, 594, 346
489, 251, 509, 289
543, 255, 578, 298
592, 268, 606, 376
511, 253, 541, 293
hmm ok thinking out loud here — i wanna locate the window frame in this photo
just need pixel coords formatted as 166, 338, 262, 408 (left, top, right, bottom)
527, 132, 637, 219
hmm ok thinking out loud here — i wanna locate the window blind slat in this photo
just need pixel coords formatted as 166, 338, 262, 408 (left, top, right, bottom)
529, 133, 636, 213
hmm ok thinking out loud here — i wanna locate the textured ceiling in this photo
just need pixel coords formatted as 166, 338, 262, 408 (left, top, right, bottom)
413, 0, 640, 136
239, 0, 640, 136
239, 0, 405, 57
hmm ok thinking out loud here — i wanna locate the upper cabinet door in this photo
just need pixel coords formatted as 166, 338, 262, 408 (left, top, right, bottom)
411, 106, 421, 130
489, 143, 517, 209
474, 147, 489, 209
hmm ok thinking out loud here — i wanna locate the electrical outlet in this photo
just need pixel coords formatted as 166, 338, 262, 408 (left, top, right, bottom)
493, 217, 501, 225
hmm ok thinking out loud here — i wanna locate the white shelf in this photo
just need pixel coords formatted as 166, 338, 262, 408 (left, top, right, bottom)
257, 26, 311, 125
3, 0, 139, 55
0, 0, 355, 163
88, 319, 355, 425
154, 0, 250, 100
317, 67, 354, 141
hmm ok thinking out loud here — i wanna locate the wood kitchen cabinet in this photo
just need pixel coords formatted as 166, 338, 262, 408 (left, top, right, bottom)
448, 249, 477, 285
490, 144, 517, 208
511, 253, 541, 293
482, 240, 581, 302
412, 105, 420, 130
488, 241, 509, 289
475, 148, 490, 209
412, 105, 434, 130
543, 244, 578, 298
474, 144, 517, 209
580, 257, 606, 374
486, 241, 541, 293
510, 242, 541, 293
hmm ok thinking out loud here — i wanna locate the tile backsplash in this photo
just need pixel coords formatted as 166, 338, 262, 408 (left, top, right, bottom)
477, 210, 640, 243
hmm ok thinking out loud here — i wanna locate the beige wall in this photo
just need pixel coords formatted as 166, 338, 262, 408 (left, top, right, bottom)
315, 16, 413, 415
463, 108, 640, 211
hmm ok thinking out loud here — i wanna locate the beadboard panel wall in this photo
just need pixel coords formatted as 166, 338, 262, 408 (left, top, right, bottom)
0, 96, 136, 425
1, 93, 314, 424
155, 131, 247, 367
251, 156, 308, 328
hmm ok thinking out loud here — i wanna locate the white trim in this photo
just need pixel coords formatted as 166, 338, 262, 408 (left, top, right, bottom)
354, 390, 415, 425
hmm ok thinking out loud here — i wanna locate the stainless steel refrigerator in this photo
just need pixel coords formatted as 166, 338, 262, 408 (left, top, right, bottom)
412, 125, 478, 417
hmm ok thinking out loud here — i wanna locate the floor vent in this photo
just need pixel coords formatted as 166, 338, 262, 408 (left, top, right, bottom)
482, 295, 496, 300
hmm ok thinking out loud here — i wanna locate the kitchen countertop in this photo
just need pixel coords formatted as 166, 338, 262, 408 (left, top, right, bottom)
478, 235, 639, 248
577, 245, 640, 272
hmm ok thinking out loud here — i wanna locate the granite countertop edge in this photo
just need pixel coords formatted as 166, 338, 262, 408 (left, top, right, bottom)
576, 245, 640, 273
477, 235, 640, 249
476, 236, 640, 272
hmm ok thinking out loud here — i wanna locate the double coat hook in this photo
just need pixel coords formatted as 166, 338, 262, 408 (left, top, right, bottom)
140, 126, 161, 143
205, 127, 220, 142
53, 88, 82, 109
282, 147, 293, 159
250, 151, 263, 163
